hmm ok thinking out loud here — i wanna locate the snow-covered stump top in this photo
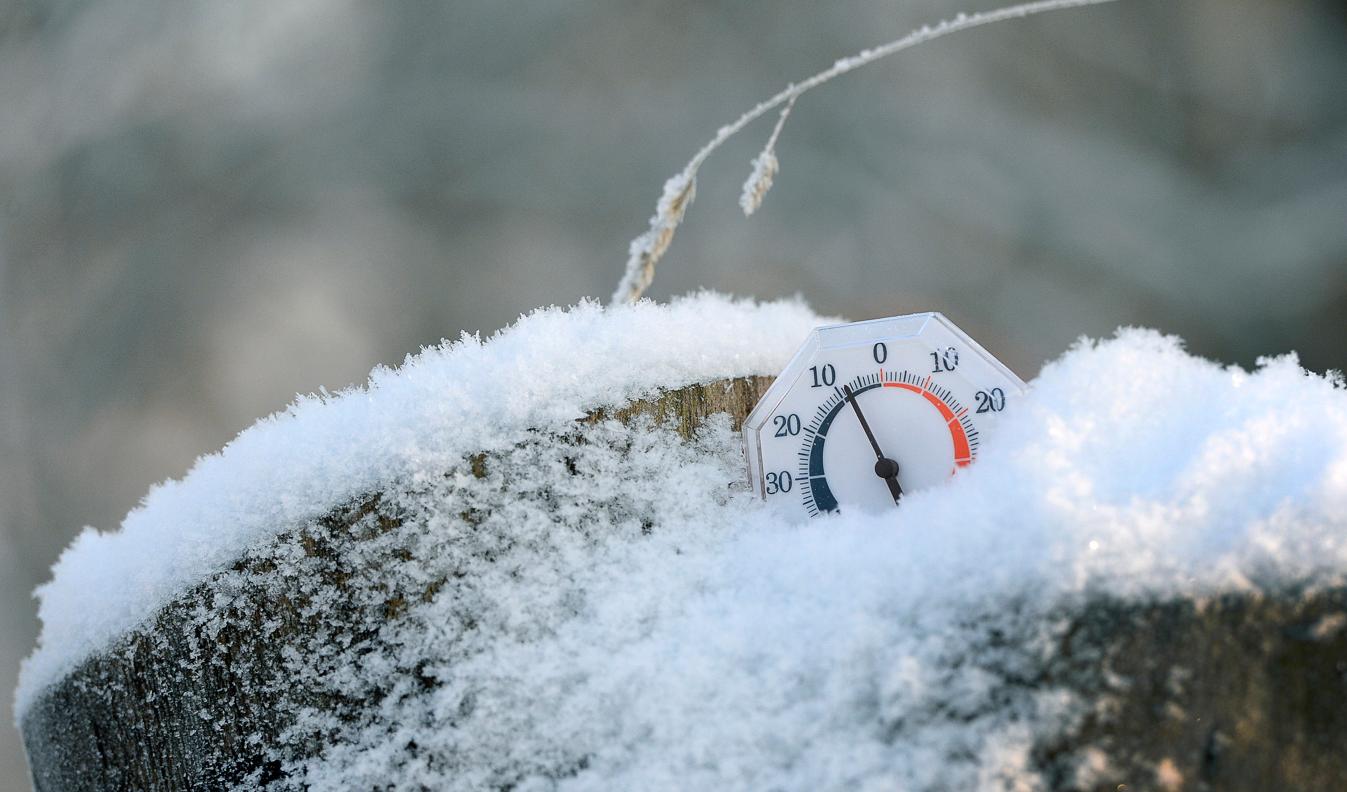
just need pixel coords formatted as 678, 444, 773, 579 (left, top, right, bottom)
16, 294, 1347, 791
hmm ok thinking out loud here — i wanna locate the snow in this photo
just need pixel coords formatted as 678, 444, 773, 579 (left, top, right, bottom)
15, 294, 1347, 790
14, 293, 829, 721
280, 328, 1347, 790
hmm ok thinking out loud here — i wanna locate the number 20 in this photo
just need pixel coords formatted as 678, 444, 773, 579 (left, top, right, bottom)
975, 388, 1006, 413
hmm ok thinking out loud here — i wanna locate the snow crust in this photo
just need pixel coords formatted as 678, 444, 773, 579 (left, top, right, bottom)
15, 293, 829, 720
15, 293, 1347, 790
279, 328, 1345, 791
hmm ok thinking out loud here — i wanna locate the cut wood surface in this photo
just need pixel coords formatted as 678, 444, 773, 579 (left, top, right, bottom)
20, 374, 1347, 791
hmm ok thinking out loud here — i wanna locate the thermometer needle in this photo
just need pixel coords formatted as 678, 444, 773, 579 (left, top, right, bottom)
841, 385, 904, 504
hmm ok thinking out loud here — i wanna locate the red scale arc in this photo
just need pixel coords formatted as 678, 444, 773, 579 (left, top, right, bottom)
882, 378, 974, 468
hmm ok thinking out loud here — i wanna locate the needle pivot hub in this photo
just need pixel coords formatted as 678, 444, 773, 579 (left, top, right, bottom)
874, 458, 899, 480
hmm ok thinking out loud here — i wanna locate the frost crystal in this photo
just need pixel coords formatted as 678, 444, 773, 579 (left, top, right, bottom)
738, 149, 778, 216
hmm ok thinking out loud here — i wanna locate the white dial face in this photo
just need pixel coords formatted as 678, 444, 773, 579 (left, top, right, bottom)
743, 313, 1026, 518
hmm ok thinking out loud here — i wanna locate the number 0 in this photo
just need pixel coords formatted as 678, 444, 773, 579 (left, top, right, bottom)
872, 343, 888, 364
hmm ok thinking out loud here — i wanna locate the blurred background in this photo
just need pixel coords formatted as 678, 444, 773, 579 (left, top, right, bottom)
2, 0, 1345, 785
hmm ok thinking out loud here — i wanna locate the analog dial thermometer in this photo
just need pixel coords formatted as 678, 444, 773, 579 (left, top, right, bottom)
743, 313, 1026, 517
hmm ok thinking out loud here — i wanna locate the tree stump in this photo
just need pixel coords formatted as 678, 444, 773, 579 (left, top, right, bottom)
19, 375, 1347, 791
19, 376, 772, 791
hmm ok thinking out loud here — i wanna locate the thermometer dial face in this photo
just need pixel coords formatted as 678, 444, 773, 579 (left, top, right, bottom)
742, 313, 1026, 517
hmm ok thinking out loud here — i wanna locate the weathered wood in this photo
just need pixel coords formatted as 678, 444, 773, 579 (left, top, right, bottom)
20, 373, 1347, 791
581, 375, 773, 440
1035, 589, 1347, 790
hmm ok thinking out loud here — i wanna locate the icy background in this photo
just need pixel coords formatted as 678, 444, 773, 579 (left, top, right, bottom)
2, 0, 1347, 785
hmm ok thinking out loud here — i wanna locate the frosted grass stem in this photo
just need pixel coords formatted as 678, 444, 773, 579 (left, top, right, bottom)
739, 95, 796, 217
611, 0, 1127, 305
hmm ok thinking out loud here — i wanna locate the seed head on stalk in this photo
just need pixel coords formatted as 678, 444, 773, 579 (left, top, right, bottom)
610, 0, 1127, 305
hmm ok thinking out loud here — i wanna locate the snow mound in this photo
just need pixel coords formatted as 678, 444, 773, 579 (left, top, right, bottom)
15, 294, 1347, 790
15, 293, 829, 720
276, 328, 1346, 790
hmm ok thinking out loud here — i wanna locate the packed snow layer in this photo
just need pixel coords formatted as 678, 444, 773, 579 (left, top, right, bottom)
268, 328, 1345, 791
266, 414, 1070, 790
15, 293, 830, 720
16, 292, 1347, 790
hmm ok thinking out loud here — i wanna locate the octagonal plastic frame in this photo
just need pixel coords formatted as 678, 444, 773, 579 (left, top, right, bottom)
742, 312, 1028, 502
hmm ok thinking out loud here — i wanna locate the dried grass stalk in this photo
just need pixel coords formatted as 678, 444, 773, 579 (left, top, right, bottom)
611, 0, 1126, 305
740, 96, 795, 217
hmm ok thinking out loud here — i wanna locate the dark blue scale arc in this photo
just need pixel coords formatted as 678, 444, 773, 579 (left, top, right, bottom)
800, 382, 882, 516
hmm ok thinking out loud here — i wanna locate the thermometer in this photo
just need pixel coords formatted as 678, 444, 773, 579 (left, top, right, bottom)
742, 313, 1026, 517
